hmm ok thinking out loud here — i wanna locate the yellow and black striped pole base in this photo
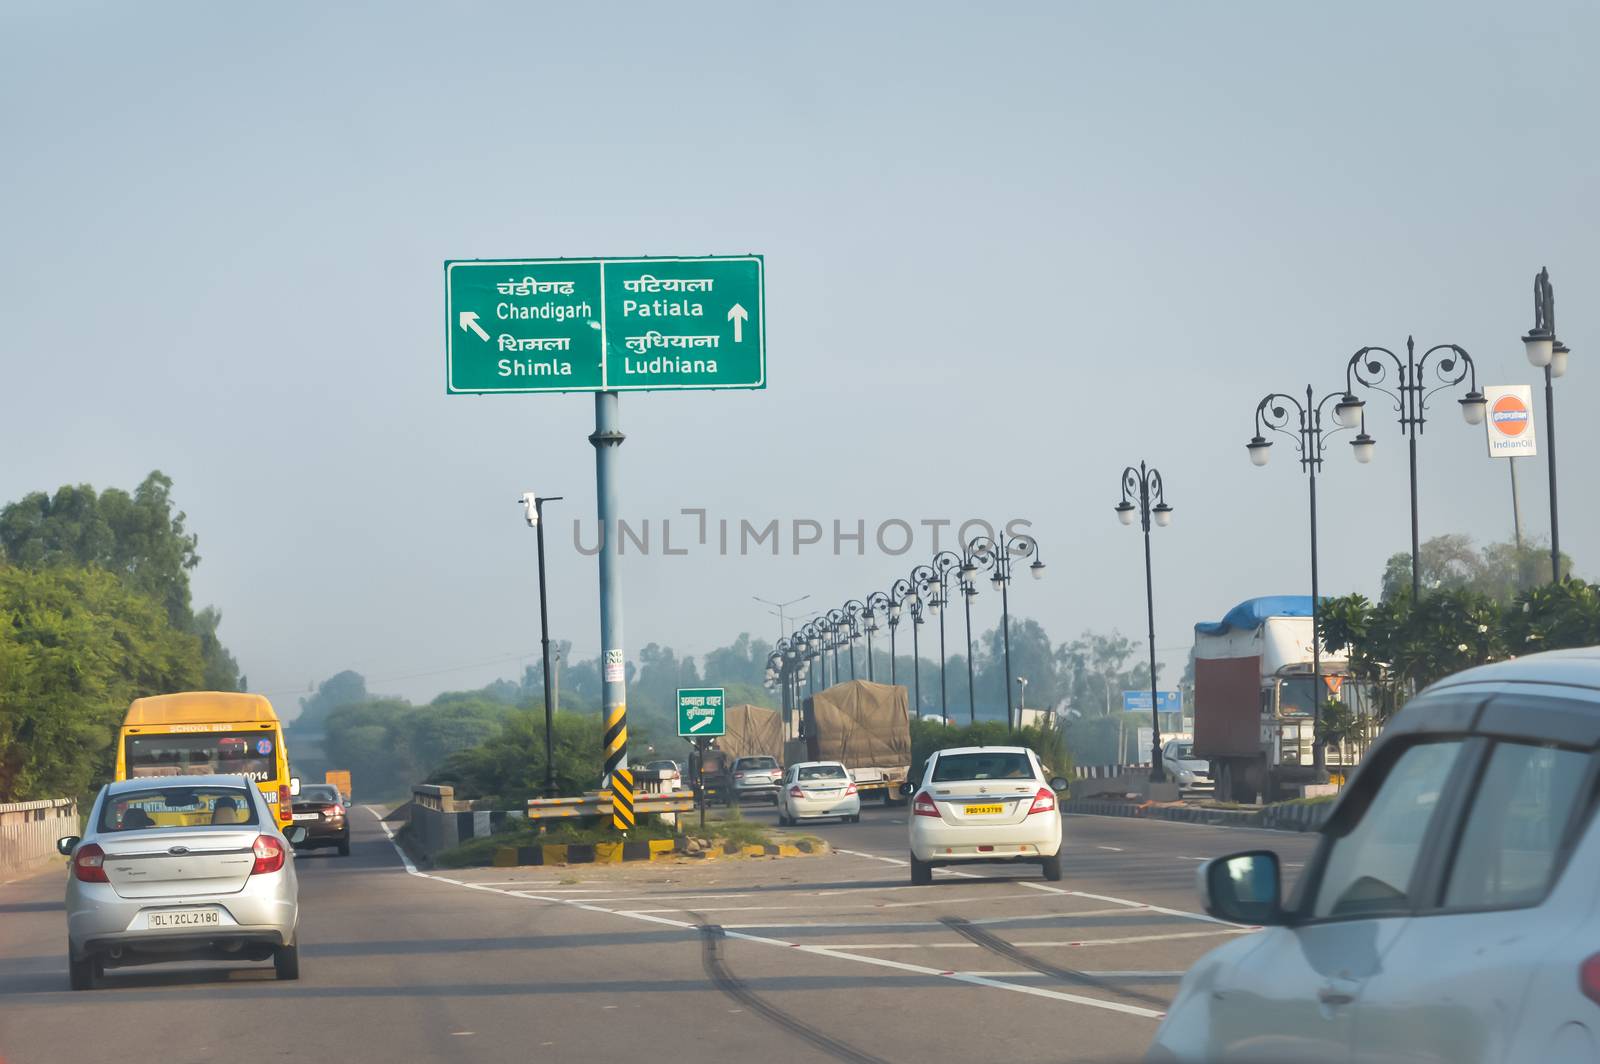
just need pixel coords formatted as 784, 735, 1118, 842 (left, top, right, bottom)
604, 703, 634, 831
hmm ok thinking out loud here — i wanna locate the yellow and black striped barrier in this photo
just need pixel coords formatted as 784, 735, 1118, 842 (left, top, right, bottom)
609, 767, 635, 831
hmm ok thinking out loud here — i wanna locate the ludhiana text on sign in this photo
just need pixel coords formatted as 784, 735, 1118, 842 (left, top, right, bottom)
444, 255, 765, 394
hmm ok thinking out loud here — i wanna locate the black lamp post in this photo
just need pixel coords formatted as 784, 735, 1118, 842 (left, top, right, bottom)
1332, 338, 1486, 600
927, 551, 966, 722
964, 532, 1044, 733
839, 602, 869, 681
905, 565, 936, 715
1115, 463, 1173, 783
1522, 267, 1573, 583
1248, 386, 1371, 778
519, 492, 563, 798
885, 579, 913, 686
864, 590, 891, 681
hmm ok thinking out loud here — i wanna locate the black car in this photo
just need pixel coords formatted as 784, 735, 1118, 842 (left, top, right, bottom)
289, 783, 350, 856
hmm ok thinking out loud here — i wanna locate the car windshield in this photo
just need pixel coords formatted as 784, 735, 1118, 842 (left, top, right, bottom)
299, 786, 340, 803
99, 786, 260, 832
931, 752, 1035, 782
738, 758, 777, 770
1170, 743, 1195, 759
798, 765, 848, 781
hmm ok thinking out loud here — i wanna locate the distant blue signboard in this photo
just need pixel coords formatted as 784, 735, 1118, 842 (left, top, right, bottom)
1122, 690, 1182, 712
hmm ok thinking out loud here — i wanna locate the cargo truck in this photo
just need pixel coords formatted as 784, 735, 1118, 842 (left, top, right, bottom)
798, 680, 911, 804
1192, 596, 1360, 804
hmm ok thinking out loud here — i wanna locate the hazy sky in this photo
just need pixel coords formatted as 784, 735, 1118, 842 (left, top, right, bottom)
3, 2, 1595, 711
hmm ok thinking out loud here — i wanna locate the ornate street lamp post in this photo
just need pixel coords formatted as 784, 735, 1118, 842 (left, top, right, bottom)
1332, 339, 1485, 599
1248, 386, 1372, 778
964, 531, 1044, 733
1522, 267, 1574, 583
905, 564, 936, 715
1115, 462, 1173, 783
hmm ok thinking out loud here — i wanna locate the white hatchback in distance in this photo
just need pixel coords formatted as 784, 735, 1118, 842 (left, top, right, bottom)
906, 746, 1067, 884
778, 761, 861, 825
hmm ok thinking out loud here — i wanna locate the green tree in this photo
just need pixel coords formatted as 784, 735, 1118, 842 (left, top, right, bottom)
0, 471, 242, 690
1380, 534, 1574, 603
1058, 630, 1153, 717
0, 565, 205, 801
293, 670, 369, 733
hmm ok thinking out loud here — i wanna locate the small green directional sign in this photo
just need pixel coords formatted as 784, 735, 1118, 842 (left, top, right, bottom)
677, 687, 726, 738
445, 255, 765, 394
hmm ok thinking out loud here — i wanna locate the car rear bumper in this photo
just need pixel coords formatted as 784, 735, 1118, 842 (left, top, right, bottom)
293, 818, 349, 845
78, 926, 291, 964
910, 815, 1062, 862
789, 795, 861, 818
66, 876, 298, 956
734, 785, 779, 801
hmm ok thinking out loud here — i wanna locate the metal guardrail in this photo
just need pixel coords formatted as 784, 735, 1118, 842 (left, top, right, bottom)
526, 791, 695, 820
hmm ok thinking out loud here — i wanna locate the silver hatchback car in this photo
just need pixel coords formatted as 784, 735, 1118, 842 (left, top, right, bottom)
59, 774, 306, 989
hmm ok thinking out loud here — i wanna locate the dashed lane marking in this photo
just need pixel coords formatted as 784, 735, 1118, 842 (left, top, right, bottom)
819, 929, 1255, 950
368, 809, 1164, 1021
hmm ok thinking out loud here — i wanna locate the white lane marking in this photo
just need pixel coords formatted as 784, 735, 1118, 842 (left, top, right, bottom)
960, 970, 1187, 979
814, 929, 1253, 950
1175, 856, 1207, 862
551, 893, 757, 904
367, 808, 1163, 1021
1095, 846, 1124, 852
721, 907, 1151, 931
833, 848, 980, 878
620, 905, 806, 915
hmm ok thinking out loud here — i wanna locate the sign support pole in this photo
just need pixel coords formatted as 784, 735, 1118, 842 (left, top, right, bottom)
1509, 456, 1525, 554
591, 391, 633, 831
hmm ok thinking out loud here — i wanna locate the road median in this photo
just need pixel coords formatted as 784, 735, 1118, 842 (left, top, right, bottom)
1063, 796, 1334, 833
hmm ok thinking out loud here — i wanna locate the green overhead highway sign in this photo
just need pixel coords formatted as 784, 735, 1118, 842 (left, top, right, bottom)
677, 687, 726, 738
444, 255, 765, 394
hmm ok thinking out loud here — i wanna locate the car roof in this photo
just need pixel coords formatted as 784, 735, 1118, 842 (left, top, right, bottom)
789, 760, 846, 768
930, 746, 1033, 757
106, 774, 263, 794
1386, 646, 1600, 748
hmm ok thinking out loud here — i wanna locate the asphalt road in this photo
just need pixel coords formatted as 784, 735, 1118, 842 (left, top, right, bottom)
0, 804, 1317, 1064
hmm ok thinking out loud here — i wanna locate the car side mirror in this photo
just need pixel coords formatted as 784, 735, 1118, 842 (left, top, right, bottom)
1049, 776, 1068, 792
899, 781, 915, 797
1200, 850, 1286, 926
56, 836, 81, 856
285, 826, 307, 845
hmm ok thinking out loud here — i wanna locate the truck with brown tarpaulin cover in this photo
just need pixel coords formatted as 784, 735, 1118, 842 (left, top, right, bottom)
800, 680, 911, 804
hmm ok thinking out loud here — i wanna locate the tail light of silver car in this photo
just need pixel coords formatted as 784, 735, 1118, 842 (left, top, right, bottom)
789, 786, 806, 798
1027, 788, 1056, 815
73, 843, 108, 883
1582, 953, 1600, 1007
251, 835, 286, 875
913, 791, 941, 818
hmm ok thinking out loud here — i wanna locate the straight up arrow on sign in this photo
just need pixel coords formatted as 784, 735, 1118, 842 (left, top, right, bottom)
727, 303, 748, 343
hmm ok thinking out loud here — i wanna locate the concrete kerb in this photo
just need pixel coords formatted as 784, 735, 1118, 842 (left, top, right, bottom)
488, 836, 830, 868
1063, 797, 1334, 833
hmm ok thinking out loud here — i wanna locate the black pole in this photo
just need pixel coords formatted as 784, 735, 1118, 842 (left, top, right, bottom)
1546, 364, 1561, 581
696, 737, 706, 830
963, 584, 976, 724
911, 611, 921, 716
534, 497, 560, 798
1000, 564, 1015, 734
865, 623, 875, 682
1142, 497, 1164, 783
1307, 407, 1326, 777
938, 593, 949, 720
1408, 431, 1421, 601
848, 637, 857, 681
889, 621, 897, 686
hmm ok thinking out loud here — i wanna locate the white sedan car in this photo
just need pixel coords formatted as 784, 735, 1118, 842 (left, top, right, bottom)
906, 746, 1067, 884
1148, 648, 1600, 1064
777, 761, 861, 825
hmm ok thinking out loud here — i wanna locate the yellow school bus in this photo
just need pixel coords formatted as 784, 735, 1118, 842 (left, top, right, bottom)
114, 692, 294, 830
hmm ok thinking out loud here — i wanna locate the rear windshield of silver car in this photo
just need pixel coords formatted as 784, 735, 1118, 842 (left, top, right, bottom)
738, 757, 778, 770
931, 752, 1034, 782
798, 765, 848, 781
100, 786, 260, 832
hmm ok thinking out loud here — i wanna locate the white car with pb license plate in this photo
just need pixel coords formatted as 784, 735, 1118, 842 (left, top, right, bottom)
778, 761, 861, 825
59, 774, 306, 989
906, 746, 1067, 885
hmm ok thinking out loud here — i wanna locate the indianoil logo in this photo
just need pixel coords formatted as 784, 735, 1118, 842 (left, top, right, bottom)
1490, 393, 1530, 438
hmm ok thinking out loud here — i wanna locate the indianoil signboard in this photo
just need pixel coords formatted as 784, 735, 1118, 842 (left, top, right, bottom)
1483, 385, 1537, 458
444, 256, 765, 394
